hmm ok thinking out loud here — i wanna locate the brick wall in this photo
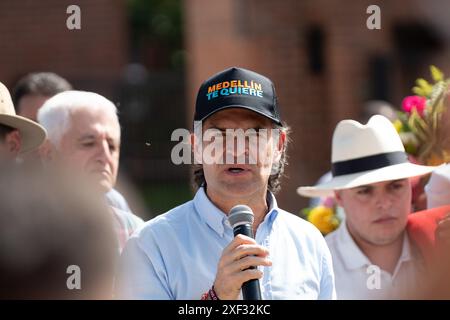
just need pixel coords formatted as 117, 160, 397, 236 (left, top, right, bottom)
0, 0, 128, 93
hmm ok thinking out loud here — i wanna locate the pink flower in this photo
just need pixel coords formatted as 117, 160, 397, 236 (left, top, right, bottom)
323, 196, 335, 208
402, 95, 426, 116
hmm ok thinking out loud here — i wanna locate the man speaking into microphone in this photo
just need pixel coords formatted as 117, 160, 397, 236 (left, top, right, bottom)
117, 67, 336, 300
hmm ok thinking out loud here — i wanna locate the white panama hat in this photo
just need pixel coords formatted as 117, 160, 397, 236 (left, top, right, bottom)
297, 115, 436, 198
0, 82, 47, 153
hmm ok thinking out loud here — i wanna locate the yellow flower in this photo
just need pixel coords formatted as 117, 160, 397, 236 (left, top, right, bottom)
393, 119, 403, 132
307, 206, 339, 235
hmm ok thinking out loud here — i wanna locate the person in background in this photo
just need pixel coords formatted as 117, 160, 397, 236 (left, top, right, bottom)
406, 203, 450, 299
0, 162, 117, 299
423, 87, 450, 210
309, 100, 398, 208
38, 90, 144, 252
425, 164, 450, 209
298, 115, 435, 299
13, 72, 72, 122
13, 72, 132, 212
0, 81, 46, 160
406, 80, 450, 299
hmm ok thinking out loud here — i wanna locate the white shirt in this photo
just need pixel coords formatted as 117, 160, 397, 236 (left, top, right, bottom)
117, 187, 336, 300
111, 207, 144, 253
106, 188, 132, 212
326, 221, 424, 299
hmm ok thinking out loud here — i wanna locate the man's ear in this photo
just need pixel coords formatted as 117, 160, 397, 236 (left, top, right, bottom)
5, 130, 21, 156
273, 129, 286, 163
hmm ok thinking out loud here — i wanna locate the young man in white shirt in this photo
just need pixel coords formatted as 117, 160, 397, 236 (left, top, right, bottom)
298, 115, 436, 299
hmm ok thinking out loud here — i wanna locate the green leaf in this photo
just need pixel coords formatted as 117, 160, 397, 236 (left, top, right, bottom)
412, 86, 426, 96
405, 144, 417, 155
408, 110, 428, 142
300, 207, 312, 219
430, 65, 444, 82
415, 78, 433, 97
416, 78, 430, 88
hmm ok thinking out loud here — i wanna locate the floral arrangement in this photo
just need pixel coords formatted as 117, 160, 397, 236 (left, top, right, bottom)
394, 65, 450, 166
300, 196, 341, 235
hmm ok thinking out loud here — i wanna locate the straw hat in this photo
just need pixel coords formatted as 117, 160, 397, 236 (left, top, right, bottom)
297, 115, 436, 198
0, 82, 46, 153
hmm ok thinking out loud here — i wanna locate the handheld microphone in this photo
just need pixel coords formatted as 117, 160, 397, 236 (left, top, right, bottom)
228, 204, 262, 300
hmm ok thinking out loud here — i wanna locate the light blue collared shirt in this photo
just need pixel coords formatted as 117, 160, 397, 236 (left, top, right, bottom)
117, 187, 336, 299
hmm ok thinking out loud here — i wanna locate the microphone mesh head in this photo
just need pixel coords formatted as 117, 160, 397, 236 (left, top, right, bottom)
228, 205, 254, 228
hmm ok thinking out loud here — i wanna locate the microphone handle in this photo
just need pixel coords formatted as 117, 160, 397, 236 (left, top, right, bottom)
233, 224, 262, 300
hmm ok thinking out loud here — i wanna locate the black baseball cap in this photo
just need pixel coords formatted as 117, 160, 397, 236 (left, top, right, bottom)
194, 67, 282, 125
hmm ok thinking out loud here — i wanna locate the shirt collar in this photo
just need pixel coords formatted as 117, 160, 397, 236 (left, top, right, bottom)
263, 191, 279, 228
193, 187, 228, 237
193, 187, 279, 237
336, 221, 372, 270
392, 232, 413, 277
337, 221, 415, 272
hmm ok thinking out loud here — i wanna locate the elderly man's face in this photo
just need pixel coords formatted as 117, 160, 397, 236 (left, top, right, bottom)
56, 108, 120, 193
335, 179, 411, 247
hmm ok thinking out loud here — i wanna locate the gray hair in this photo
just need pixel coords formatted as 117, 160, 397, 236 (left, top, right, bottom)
37, 91, 119, 146
193, 123, 290, 194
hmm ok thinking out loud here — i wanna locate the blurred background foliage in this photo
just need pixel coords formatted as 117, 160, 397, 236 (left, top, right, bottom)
127, 0, 184, 70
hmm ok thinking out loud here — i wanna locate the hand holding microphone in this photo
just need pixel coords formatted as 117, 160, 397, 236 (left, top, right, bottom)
213, 205, 271, 300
